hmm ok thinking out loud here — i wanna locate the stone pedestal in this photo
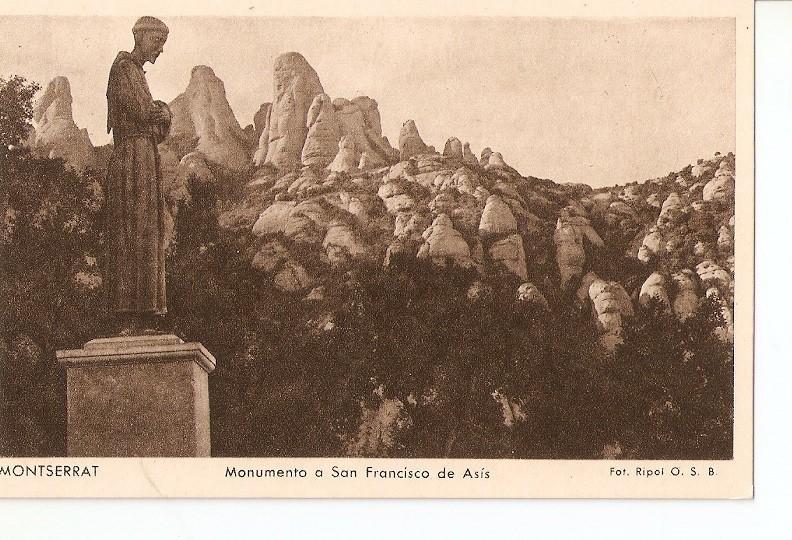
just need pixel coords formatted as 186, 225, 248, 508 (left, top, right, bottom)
56, 334, 216, 457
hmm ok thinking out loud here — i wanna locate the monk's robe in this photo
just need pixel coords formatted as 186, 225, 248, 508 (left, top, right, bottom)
104, 51, 167, 314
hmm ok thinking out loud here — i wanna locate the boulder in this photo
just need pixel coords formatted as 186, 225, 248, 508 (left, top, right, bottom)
646, 193, 662, 209
691, 161, 712, 178
637, 228, 665, 263
283, 200, 332, 244
702, 175, 735, 202
576, 271, 601, 306
301, 93, 341, 168
252, 240, 290, 272
287, 167, 321, 194
261, 52, 324, 171
252, 104, 272, 166
274, 260, 313, 292
30, 76, 97, 170
351, 96, 384, 135
443, 137, 463, 160
696, 260, 731, 290
589, 279, 633, 317
619, 185, 641, 203
167, 65, 251, 171
488, 234, 528, 280
479, 195, 518, 237
657, 192, 684, 227
323, 224, 368, 266
417, 214, 473, 267
398, 120, 429, 160
715, 160, 734, 177
380, 188, 415, 215
333, 97, 391, 168
455, 169, 481, 196
480, 147, 493, 166
589, 279, 633, 350
516, 282, 548, 309
557, 207, 604, 248
554, 224, 585, 290
672, 270, 699, 321
252, 201, 296, 236
394, 211, 429, 241
665, 234, 683, 255
387, 161, 415, 181
691, 200, 708, 211
358, 152, 375, 170
639, 272, 670, 310
463, 143, 479, 165
485, 151, 508, 169
328, 136, 359, 173
439, 167, 480, 196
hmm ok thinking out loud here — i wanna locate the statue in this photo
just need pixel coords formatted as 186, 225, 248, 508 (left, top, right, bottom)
104, 16, 172, 334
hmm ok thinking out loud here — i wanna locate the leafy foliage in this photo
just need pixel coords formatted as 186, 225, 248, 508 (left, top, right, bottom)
0, 76, 40, 161
0, 77, 105, 456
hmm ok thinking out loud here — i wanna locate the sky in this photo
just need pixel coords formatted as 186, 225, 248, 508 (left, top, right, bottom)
0, 16, 735, 187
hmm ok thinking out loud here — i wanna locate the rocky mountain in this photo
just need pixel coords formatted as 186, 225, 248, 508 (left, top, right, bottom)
23, 53, 735, 458
163, 65, 252, 172
32, 53, 736, 368
148, 51, 736, 356
27, 76, 97, 171
232, 141, 735, 346
254, 52, 325, 171
250, 53, 398, 173
224, 119, 735, 453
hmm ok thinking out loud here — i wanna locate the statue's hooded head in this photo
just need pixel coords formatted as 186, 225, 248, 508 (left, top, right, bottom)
132, 16, 169, 65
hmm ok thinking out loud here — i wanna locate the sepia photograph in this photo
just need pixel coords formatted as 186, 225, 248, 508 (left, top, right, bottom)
0, 0, 753, 499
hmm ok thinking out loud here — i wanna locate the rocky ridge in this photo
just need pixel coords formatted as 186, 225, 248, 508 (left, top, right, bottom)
33, 54, 736, 450
148, 51, 736, 354
33, 57, 735, 354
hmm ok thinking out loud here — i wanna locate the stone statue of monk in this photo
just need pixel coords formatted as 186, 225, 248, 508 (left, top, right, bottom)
105, 16, 172, 334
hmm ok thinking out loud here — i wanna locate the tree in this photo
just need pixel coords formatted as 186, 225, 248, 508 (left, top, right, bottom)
0, 76, 105, 456
0, 76, 39, 161
608, 297, 733, 458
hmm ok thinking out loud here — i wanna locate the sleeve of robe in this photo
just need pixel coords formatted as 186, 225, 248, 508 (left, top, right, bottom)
107, 58, 159, 130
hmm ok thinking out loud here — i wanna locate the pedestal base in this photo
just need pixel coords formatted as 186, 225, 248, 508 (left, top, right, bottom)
56, 334, 216, 457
